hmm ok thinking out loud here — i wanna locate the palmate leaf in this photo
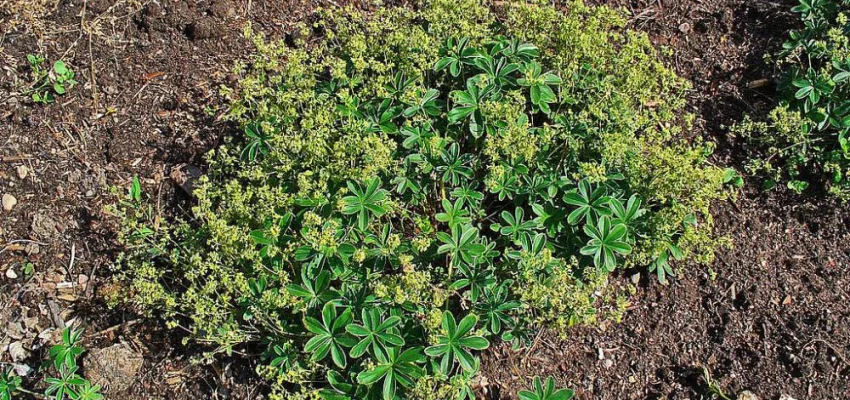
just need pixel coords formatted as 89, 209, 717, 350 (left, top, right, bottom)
356, 346, 425, 400
45, 365, 86, 400
436, 198, 471, 228
342, 178, 389, 230
448, 77, 494, 137
286, 269, 338, 309
434, 37, 477, 77
649, 242, 683, 283
401, 123, 434, 150
437, 224, 485, 266
491, 207, 537, 243
609, 194, 646, 226
424, 313, 489, 374
303, 302, 357, 368
473, 54, 520, 89
497, 37, 539, 62
517, 60, 562, 113
49, 328, 84, 369
403, 88, 442, 117
345, 308, 404, 359
518, 376, 574, 400
476, 280, 520, 335
0, 368, 21, 400
437, 143, 475, 186
450, 262, 496, 302
240, 122, 272, 161
563, 180, 612, 225
580, 216, 632, 272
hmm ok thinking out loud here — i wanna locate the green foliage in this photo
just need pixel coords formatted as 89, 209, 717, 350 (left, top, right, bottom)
26, 54, 77, 104
44, 328, 103, 400
735, 0, 850, 199
518, 376, 575, 400
424, 313, 489, 374
0, 327, 102, 400
49, 327, 84, 370
0, 368, 21, 400
113, 0, 729, 398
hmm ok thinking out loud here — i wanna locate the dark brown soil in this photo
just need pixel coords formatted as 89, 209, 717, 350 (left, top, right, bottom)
1, 0, 848, 399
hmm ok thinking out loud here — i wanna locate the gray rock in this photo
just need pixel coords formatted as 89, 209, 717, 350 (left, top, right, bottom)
8, 341, 29, 362
170, 164, 203, 196
737, 391, 759, 400
12, 363, 32, 376
84, 343, 144, 393
31, 212, 59, 238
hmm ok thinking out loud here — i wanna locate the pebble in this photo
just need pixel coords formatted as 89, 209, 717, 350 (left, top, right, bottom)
8, 341, 29, 362
12, 363, 32, 376
737, 391, 759, 400
16, 165, 28, 179
84, 343, 144, 393
603, 359, 614, 368
25, 243, 39, 255
6, 268, 18, 279
2, 193, 17, 211
779, 396, 797, 400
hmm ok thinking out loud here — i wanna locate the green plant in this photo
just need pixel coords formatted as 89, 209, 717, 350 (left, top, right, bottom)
424, 313, 489, 374
700, 366, 732, 400
49, 327, 84, 369
26, 54, 77, 104
356, 347, 426, 400
518, 376, 574, 400
0, 327, 102, 400
0, 368, 21, 400
304, 303, 357, 368
44, 328, 103, 400
734, 0, 850, 199
113, 1, 729, 398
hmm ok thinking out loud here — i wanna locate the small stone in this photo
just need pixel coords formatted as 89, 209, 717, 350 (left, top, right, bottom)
8, 341, 29, 362
25, 243, 39, 255
628, 375, 637, 383
597, 348, 605, 360
779, 396, 797, 400
12, 363, 32, 376
170, 164, 203, 196
6, 321, 24, 339
6, 267, 18, 279
737, 390, 759, 400
2, 193, 17, 211
16, 165, 28, 179
32, 212, 59, 238
630, 273, 640, 285
679, 22, 691, 34
84, 343, 144, 393
85, 190, 95, 197
603, 359, 614, 368
38, 328, 56, 341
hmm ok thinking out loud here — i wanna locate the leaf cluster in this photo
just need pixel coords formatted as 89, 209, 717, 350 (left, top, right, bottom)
113, 1, 730, 398
736, 0, 850, 198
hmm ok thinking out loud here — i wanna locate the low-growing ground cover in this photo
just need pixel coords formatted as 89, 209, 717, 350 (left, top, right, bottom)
113, 1, 729, 398
1, 0, 848, 399
736, 0, 850, 198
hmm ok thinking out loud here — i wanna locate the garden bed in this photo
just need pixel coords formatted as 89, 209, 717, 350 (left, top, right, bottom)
0, 0, 848, 399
